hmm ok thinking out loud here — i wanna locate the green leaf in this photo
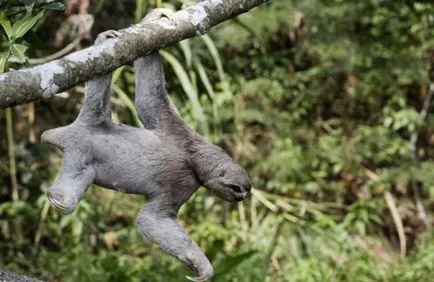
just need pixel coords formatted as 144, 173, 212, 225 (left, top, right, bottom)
195, 59, 215, 100
213, 250, 257, 278
43, 1, 66, 10
59, 215, 71, 230
205, 239, 224, 262
355, 221, 366, 236
111, 69, 144, 128
0, 13, 13, 40
12, 10, 44, 39
72, 220, 83, 237
0, 51, 10, 73
179, 39, 192, 68
10, 43, 28, 63
134, 0, 148, 23
201, 34, 225, 81
160, 50, 208, 134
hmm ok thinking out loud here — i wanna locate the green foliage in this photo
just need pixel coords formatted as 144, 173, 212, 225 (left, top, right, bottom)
1, 0, 434, 281
0, 9, 44, 66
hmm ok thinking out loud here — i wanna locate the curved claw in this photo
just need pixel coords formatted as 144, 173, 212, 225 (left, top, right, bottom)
184, 250, 214, 282
186, 274, 212, 282
47, 192, 75, 215
142, 8, 176, 25
95, 30, 122, 44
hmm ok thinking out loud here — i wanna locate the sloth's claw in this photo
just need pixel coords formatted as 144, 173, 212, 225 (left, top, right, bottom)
186, 275, 211, 282
47, 189, 79, 215
95, 30, 121, 44
142, 8, 176, 25
47, 193, 69, 214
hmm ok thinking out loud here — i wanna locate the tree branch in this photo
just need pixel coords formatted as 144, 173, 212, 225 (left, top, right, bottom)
0, 0, 269, 108
410, 83, 434, 229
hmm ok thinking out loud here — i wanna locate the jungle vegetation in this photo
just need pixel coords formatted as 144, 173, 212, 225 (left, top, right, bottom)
1, 0, 434, 281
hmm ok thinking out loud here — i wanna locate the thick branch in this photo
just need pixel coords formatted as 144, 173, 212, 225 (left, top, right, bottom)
0, 0, 269, 108
410, 83, 434, 229
0, 270, 42, 282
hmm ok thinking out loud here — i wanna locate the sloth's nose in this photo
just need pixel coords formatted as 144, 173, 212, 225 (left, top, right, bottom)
235, 184, 250, 195
229, 184, 244, 193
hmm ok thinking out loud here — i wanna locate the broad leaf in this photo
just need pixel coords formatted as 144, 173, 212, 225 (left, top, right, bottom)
213, 250, 257, 279
0, 51, 10, 73
0, 13, 13, 40
10, 43, 28, 63
12, 10, 44, 39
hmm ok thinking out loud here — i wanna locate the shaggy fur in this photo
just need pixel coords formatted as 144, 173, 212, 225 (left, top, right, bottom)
41, 9, 251, 282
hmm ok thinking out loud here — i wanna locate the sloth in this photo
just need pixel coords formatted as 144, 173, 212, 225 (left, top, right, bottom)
41, 9, 251, 282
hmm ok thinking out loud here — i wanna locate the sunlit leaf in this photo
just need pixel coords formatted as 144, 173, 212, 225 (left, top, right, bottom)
0, 13, 13, 40
160, 50, 207, 134
10, 43, 28, 63
195, 59, 215, 100
200, 34, 225, 81
73, 220, 83, 237
12, 10, 44, 39
0, 51, 10, 73
179, 39, 192, 68
135, 0, 148, 23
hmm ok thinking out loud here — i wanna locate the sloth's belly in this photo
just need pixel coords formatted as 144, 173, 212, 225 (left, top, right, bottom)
87, 125, 195, 196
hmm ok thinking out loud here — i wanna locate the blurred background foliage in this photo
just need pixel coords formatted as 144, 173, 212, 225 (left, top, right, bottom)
1, 0, 434, 281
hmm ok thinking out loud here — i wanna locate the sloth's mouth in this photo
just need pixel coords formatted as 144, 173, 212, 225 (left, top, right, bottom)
234, 192, 248, 201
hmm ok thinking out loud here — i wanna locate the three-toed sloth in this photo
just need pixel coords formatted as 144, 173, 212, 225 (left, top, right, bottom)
41, 9, 251, 282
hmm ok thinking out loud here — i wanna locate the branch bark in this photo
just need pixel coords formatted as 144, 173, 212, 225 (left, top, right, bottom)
410, 83, 434, 229
0, 0, 269, 108
0, 270, 42, 282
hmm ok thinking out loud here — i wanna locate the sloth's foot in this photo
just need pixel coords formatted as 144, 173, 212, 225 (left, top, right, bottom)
47, 189, 79, 215
185, 253, 214, 282
142, 8, 176, 25
46, 162, 93, 215
95, 29, 122, 44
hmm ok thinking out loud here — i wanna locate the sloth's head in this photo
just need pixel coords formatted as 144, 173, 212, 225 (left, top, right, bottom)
204, 158, 252, 202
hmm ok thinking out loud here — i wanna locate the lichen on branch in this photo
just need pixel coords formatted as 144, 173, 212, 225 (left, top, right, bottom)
0, 0, 269, 108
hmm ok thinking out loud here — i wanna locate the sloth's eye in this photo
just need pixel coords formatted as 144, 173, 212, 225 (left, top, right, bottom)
219, 171, 226, 177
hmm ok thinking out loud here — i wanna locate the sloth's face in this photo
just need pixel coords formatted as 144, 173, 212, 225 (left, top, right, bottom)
205, 163, 252, 202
